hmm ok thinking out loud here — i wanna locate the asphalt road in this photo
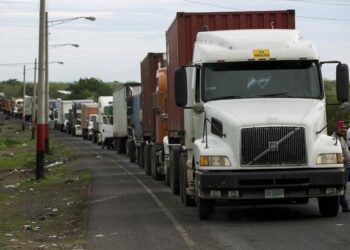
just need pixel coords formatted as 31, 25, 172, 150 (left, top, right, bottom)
55, 131, 350, 250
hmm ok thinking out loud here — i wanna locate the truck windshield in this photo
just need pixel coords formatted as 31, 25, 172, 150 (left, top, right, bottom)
90, 116, 97, 122
201, 60, 322, 102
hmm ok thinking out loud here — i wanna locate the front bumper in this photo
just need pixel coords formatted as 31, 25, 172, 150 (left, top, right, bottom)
195, 168, 345, 200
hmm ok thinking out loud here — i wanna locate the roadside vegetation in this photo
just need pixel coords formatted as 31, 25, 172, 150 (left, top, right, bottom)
0, 118, 90, 249
0, 77, 126, 100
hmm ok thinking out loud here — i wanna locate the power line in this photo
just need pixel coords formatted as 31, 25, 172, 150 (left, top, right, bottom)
182, 0, 350, 22
280, 0, 350, 7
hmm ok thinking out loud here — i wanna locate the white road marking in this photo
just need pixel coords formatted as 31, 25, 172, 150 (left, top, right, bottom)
113, 160, 197, 250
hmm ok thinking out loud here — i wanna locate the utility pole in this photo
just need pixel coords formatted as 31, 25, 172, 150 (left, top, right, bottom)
22, 65, 26, 132
32, 58, 37, 140
45, 11, 50, 154
36, 0, 46, 179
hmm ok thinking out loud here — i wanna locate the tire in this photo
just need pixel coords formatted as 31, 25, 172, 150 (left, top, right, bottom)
117, 138, 126, 154
318, 196, 339, 217
151, 145, 163, 181
129, 140, 136, 163
170, 147, 180, 195
179, 152, 195, 206
197, 197, 215, 220
144, 144, 152, 176
93, 133, 97, 144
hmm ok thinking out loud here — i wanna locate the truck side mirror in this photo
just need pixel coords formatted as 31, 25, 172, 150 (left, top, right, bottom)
336, 63, 349, 103
175, 67, 188, 107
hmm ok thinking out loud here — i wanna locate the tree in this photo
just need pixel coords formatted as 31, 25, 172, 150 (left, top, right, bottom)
0, 79, 23, 97
67, 77, 119, 100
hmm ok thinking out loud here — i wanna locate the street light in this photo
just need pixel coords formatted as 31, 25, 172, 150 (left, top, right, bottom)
44, 13, 95, 154
50, 44, 79, 48
31, 60, 63, 140
35, 3, 96, 177
48, 16, 96, 27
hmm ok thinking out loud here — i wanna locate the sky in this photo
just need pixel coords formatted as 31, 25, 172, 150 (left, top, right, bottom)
0, 0, 349, 83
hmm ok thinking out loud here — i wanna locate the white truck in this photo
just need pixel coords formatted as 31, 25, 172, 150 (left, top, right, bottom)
101, 104, 114, 149
94, 96, 113, 144
174, 29, 349, 219
57, 100, 73, 132
113, 84, 141, 154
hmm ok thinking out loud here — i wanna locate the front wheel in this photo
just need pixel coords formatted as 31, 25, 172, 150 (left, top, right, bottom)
151, 145, 163, 181
179, 152, 195, 206
318, 196, 339, 217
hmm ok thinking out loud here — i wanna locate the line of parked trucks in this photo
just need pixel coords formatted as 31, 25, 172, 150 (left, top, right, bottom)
5, 9, 350, 220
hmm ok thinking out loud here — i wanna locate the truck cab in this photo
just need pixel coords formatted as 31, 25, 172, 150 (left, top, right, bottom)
175, 29, 349, 219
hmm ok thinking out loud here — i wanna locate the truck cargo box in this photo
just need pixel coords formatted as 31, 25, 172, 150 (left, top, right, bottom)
166, 10, 295, 140
81, 103, 98, 129
140, 53, 165, 140
113, 84, 141, 138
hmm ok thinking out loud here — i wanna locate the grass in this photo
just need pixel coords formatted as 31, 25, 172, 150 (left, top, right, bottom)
0, 117, 90, 249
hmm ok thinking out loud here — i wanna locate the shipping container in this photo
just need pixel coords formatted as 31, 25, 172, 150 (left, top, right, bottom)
140, 53, 165, 141
166, 10, 295, 141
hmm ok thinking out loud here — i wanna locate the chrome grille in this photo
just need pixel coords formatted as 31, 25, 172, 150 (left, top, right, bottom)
241, 127, 306, 166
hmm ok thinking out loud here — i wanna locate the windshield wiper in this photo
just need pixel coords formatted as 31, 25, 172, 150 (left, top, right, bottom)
209, 95, 241, 101
258, 92, 292, 97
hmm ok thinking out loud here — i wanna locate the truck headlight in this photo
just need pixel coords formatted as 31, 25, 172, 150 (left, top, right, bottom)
316, 153, 343, 164
199, 156, 231, 167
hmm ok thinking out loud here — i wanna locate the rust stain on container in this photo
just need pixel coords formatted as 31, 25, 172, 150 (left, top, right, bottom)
166, 10, 295, 140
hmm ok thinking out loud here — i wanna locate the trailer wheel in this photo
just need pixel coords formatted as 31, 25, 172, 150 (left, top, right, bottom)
179, 152, 195, 206
151, 145, 163, 181
170, 147, 180, 195
197, 198, 215, 220
144, 144, 152, 176
129, 140, 136, 163
318, 196, 339, 217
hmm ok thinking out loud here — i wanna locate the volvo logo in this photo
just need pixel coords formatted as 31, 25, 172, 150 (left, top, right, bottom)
268, 141, 279, 151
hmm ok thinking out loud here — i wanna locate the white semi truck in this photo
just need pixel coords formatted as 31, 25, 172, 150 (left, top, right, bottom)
174, 29, 349, 219
93, 96, 113, 144
57, 100, 73, 132
113, 84, 141, 154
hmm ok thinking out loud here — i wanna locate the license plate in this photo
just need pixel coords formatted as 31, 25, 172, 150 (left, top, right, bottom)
265, 188, 284, 199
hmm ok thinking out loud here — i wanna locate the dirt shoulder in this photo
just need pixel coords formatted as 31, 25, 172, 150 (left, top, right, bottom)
0, 116, 90, 249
